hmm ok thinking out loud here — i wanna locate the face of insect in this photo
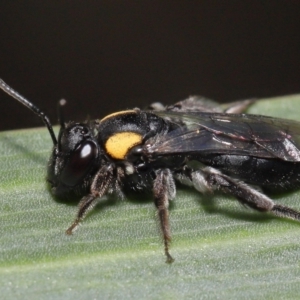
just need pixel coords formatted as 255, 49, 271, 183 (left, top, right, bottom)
47, 122, 101, 198
2, 79, 300, 264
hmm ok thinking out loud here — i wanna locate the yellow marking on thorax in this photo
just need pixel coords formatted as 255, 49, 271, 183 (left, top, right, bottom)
100, 110, 137, 122
105, 132, 143, 160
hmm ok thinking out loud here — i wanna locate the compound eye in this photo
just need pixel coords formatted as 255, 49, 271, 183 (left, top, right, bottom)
60, 141, 98, 187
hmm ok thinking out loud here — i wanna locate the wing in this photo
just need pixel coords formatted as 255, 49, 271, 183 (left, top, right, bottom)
145, 111, 300, 162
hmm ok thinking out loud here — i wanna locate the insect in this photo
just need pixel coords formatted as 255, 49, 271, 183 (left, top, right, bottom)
1, 79, 300, 263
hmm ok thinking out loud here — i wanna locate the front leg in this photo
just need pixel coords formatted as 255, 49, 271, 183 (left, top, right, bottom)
66, 164, 115, 234
153, 169, 176, 263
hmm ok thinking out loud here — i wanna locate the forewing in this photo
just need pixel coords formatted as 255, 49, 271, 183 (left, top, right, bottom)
145, 111, 300, 162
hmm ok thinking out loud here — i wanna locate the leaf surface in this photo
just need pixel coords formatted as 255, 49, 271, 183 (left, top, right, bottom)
1, 95, 300, 299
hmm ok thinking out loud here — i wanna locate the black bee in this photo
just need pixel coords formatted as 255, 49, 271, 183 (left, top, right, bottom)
1, 79, 300, 263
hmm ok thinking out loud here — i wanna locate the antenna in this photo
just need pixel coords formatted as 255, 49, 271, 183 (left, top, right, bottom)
0, 79, 57, 145
58, 98, 67, 129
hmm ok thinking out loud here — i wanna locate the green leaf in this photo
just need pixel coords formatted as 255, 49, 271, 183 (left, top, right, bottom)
1, 95, 300, 299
